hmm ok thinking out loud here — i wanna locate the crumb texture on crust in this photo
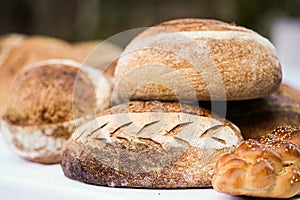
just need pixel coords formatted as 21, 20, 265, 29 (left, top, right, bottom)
212, 126, 300, 198
61, 101, 242, 188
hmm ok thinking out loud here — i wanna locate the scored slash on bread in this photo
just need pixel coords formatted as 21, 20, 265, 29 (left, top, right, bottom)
73, 112, 240, 149
61, 101, 243, 188
212, 126, 300, 198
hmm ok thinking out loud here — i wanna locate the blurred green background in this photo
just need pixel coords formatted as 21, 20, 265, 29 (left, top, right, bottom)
0, 0, 299, 42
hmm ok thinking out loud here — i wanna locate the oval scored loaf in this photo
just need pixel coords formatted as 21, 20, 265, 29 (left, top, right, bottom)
61, 101, 243, 188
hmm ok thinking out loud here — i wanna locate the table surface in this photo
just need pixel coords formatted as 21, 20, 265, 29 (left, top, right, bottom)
1, 65, 300, 200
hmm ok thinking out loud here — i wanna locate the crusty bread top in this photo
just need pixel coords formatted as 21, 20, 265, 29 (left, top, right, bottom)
114, 18, 281, 101
154, 18, 250, 32
4, 62, 96, 125
96, 101, 242, 141
74, 111, 242, 151
73, 101, 243, 157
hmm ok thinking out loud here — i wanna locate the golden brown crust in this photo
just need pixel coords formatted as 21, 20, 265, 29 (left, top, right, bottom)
1, 59, 110, 164
115, 18, 281, 101
212, 126, 300, 198
0, 36, 77, 116
4, 64, 95, 125
156, 18, 250, 32
0, 35, 120, 116
61, 101, 243, 188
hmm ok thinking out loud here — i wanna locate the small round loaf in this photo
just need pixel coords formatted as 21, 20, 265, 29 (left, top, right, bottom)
1, 59, 112, 164
61, 101, 243, 188
0, 35, 122, 116
0, 35, 78, 116
114, 18, 281, 101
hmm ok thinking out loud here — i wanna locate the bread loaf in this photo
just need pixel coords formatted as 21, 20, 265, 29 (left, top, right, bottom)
1, 59, 112, 164
0, 34, 121, 116
0, 35, 78, 116
276, 83, 300, 102
61, 101, 243, 188
114, 18, 281, 101
74, 40, 122, 76
221, 84, 300, 139
212, 126, 300, 198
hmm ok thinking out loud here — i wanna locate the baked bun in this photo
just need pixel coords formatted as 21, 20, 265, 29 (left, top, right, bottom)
212, 126, 300, 198
1, 59, 112, 164
114, 18, 282, 101
61, 101, 242, 188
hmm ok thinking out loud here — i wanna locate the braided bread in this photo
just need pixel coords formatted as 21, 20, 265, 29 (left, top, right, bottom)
212, 126, 300, 198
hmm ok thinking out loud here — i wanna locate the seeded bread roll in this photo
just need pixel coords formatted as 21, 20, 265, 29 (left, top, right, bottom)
1, 59, 112, 164
114, 18, 281, 101
61, 101, 243, 188
212, 126, 300, 198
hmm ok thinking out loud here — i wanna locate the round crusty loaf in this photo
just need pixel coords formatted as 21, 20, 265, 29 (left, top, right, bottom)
212, 126, 300, 198
0, 35, 78, 116
0, 35, 122, 116
61, 101, 243, 188
1, 59, 112, 164
114, 18, 281, 101
220, 84, 300, 140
